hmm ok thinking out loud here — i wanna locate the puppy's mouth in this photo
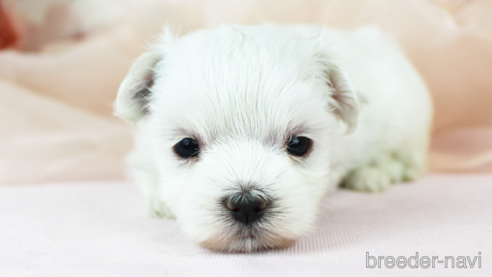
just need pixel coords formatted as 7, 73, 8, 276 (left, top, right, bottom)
198, 225, 296, 253
199, 236, 295, 253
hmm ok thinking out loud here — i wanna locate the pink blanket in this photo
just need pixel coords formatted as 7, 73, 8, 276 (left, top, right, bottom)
1, 0, 491, 184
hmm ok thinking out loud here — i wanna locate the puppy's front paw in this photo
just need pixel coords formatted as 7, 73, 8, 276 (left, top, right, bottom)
343, 155, 406, 193
144, 195, 175, 218
343, 165, 392, 192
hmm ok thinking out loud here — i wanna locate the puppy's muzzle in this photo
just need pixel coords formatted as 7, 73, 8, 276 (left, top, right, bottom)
225, 193, 269, 225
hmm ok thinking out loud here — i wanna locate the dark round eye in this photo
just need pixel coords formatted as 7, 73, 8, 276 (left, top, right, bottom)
287, 136, 312, 157
174, 138, 200, 159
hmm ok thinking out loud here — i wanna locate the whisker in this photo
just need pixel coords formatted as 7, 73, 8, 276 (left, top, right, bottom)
318, 202, 335, 212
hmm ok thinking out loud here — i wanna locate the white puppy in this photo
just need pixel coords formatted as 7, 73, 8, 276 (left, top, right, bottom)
114, 24, 432, 252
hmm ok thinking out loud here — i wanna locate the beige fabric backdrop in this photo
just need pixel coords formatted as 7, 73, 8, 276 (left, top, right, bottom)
1, 0, 491, 184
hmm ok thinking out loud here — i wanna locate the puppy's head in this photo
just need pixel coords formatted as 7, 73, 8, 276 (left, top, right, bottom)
115, 25, 358, 252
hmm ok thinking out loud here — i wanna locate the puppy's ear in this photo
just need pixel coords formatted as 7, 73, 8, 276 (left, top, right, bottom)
323, 63, 359, 133
114, 51, 163, 124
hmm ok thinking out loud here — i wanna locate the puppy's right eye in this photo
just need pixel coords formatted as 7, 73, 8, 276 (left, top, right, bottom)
174, 138, 200, 159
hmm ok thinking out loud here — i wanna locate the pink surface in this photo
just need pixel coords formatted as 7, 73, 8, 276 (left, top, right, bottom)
1, 174, 491, 276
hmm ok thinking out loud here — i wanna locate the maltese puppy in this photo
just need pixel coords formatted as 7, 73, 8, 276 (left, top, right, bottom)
114, 24, 432, 252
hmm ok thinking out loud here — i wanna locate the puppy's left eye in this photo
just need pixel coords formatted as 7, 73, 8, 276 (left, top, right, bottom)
287, 136, 312, 157
174, 138, 200, 159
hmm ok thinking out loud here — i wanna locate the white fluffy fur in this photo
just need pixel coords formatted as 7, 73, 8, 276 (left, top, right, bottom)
114, 24, 432, 252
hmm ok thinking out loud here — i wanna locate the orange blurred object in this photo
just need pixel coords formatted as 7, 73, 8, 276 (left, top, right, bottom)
0, 2, 18, 49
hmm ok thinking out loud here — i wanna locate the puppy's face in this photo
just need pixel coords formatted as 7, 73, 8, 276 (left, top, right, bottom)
115, 25, 358, 252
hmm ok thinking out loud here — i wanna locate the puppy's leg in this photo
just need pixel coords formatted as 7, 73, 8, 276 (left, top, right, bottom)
129, 153, 175, 218
343, 155, 401, 192
135, 174, 175, 218
343, 137, 428, 192
397, 135, 429, 183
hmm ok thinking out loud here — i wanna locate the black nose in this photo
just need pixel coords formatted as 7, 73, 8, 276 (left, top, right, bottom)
226, 195, 268, 225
